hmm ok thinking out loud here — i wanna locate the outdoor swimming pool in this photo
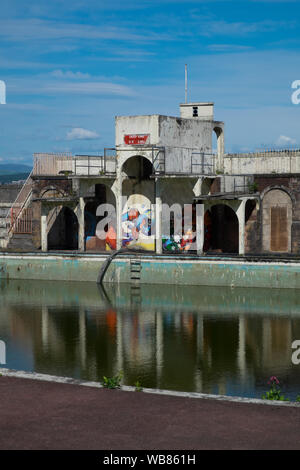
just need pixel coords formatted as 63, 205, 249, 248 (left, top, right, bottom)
1, 279, 300, 400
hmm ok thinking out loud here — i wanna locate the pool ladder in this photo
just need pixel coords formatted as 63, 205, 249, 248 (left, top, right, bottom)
130, 257, 142, 282
129, 257, 141, 305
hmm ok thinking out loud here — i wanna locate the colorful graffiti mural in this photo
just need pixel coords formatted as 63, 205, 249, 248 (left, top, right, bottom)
162, 203, 196, 252
122, 204, 155, 251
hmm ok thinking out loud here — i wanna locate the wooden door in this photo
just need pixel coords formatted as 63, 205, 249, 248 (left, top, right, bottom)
270, 206, 288, 252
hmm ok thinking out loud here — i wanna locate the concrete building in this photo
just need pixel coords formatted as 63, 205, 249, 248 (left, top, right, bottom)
1, 101, 299, 257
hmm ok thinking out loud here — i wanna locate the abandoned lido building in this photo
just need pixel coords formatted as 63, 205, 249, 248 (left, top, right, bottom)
1, 101, 300, 257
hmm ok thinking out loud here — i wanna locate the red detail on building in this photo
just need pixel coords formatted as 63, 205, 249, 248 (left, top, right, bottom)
124, 134, 150, 145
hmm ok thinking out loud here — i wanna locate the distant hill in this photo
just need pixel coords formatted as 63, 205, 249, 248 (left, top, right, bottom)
0, 173, 30, 184
0, 163, 32, 175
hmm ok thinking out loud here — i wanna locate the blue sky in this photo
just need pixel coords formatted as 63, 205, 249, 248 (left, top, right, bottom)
0, 0, 300, 165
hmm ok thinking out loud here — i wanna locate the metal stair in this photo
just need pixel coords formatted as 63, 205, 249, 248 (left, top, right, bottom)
130, 258, 142, 282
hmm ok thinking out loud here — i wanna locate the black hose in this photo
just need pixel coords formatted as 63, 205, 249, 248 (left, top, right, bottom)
97, 246, 147, 285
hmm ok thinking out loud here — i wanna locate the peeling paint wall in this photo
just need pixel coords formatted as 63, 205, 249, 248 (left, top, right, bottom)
1, 253, 300, 288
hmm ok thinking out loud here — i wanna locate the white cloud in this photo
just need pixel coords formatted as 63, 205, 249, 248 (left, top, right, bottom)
208, 44, 253, 52
66, 128, 100, 140
50, 70, 91, 79
199, 20, 296, 36
9, 78, 135, 97
44, 81, 134, 96
0, 19, 169, 43
276, 135, 297, 146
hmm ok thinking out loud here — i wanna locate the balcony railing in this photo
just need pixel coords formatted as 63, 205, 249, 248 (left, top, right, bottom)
74, 152, 116, 176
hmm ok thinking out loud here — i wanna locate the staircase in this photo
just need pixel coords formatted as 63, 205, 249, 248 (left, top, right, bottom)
130, 257, 142, 282
1, 172, 35, 250
130, 258, 142, 305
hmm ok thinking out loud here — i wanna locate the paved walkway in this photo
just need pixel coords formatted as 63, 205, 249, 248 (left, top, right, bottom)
0, 375, 300, 450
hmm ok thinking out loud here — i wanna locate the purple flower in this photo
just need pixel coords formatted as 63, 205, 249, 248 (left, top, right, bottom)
268, 376, 280, 385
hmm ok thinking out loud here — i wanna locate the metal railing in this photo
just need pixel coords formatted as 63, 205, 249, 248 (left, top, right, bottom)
10, 207, 33, 234
74, 152, 116, 176
5, 170, 33, 234
116, 146, 216, 176
191, 152, 216, 175
152, 147, 165, 174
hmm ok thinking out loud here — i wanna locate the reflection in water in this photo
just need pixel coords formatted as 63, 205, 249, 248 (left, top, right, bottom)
1, 279, 300, 398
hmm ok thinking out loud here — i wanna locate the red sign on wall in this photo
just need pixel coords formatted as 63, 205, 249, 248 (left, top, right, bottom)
124, 134, 150, 145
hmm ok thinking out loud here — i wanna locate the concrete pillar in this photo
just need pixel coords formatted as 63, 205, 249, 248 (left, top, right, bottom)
236, 199, 246, 256
41, 205, 48, 252
215, 128, 225, 173
196, 203, 205, 255
155, 180, 162, 254
218, 132, 224, 172
78, 197, 85, 251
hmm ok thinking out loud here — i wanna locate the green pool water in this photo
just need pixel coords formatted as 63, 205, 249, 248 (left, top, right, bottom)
1, 278, 300, 400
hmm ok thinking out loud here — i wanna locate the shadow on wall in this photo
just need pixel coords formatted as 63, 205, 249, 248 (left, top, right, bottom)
48, 207, 78, 250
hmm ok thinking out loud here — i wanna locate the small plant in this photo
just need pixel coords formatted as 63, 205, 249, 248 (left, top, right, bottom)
215, 169, 224, 175
248, 182, 258, 193
296, 395, 300, 402
134, 380, 143, 392
262, 376, 289, 401
102, 370, 123, 389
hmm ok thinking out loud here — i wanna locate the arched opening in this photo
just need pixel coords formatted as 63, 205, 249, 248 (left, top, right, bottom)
84, 183, 116, 251
122, 156, 155, 251
262, 189, 292, 252
207, 204, 239, 254
122, 155, 153, 180
48, 206, 78, 250
40, 186, 66, 200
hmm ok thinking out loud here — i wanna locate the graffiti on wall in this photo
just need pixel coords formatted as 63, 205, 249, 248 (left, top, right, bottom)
122, 196, 155, 251
162, 204, 196, 253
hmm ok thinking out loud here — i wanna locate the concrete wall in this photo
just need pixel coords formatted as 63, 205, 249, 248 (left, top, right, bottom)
115, 115, 220, 175
0, 184, 23, 203
224, 150, 300, 175
116, 115, 160, 147
1, 253, 300, 288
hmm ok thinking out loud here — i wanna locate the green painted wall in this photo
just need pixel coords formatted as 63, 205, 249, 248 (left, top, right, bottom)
1, 253, 300, 288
